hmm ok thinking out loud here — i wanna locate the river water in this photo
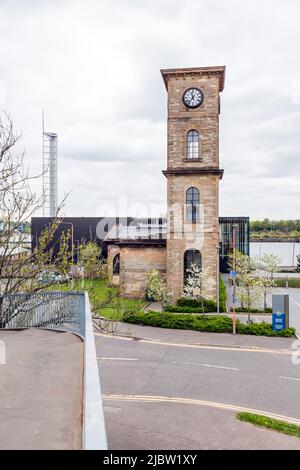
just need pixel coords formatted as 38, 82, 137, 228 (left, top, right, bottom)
250, 242, 300, 267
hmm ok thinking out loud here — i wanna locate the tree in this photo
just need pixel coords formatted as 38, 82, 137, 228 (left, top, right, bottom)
258, 253, 280, 310
146, 269, 169, 305
0, 113, 71, 325
229, 251, 261, 322
78, 241, 105, 280
261, 253, 280, 280
182, 264, 214, 313
237, 277, 261, 321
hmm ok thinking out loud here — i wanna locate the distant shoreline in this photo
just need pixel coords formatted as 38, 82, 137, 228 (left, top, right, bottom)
251, 237, 300, 243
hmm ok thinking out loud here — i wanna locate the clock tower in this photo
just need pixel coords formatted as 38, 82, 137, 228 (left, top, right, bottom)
161, 66, 225, 302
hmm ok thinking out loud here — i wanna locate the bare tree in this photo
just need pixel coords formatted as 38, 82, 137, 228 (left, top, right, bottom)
0, 113, 72, 324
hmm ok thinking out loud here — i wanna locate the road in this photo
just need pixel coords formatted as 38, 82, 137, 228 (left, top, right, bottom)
95, 326, 300, 449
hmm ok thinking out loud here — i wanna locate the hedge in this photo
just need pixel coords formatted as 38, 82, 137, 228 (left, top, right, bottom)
166, 304, 219, 314
175, 274, 227, 313
275, 278, 300, 288
123, 311, 296, 337
219, 274, 227, 312
175, 298, 224, 313
235, 307, 272, 314
166, 305, 271, 314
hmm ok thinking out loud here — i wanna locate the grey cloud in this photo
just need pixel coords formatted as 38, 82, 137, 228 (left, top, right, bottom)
0, 0, 299, 218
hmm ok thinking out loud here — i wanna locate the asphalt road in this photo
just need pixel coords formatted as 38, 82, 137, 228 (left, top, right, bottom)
95, 329, 300, 450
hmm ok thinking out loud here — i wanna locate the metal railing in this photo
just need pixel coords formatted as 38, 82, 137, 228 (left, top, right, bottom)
0, 291, 85, 336
0, 290, 107, 450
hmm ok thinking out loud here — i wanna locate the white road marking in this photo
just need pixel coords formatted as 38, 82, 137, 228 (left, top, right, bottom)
103, 394, 300, 426
280, 375, 300, 382
172, 360, 240, 371
97, 357, 138, 361
277, 288, 300, 307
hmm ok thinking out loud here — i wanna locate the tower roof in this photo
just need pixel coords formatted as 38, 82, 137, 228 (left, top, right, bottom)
160, 66, 226, 92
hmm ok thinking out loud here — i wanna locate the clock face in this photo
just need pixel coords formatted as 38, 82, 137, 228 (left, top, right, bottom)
183, 88, 204, 108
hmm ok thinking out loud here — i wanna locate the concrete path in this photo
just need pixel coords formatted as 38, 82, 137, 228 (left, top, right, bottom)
0, 328, 83, 450
144, 302, 163, 312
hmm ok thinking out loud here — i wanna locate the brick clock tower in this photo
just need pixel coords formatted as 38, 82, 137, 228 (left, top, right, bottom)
161, 66, 225, 302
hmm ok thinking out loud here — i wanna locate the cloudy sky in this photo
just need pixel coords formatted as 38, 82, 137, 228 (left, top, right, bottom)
1, 0, 299, 220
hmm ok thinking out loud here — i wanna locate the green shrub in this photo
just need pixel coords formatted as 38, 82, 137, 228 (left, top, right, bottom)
123, 311, 295, 337
235, 307, 272, 314
237, 412, 300, 438
219, 274, 227, 312
275, 278, 300, 288
166, 305, 213, 314
176, 297, 226, 313
175, 275, 227, 313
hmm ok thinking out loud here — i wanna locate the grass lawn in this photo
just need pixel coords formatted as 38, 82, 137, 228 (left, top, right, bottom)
50, 278, 146, 320
237, 412, 300, 439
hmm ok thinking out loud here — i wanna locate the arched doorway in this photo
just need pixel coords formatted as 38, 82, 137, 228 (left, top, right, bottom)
184, 249, 201, 285
113, 253, 120, 275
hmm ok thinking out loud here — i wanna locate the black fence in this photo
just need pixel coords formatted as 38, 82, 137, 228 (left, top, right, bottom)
219, 217, 250, 273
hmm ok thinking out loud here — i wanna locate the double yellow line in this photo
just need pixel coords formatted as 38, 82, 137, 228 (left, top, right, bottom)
103, 393, 300, 426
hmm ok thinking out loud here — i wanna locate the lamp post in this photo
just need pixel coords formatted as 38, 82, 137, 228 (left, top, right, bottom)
232, 225, 237, 335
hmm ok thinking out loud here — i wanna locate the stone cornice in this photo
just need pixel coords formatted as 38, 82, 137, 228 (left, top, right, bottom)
105, 239, 166, 247
161, 66, 226, 92
162, 168, 224, 179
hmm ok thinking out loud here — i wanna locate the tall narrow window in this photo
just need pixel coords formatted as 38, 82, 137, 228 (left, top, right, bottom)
186, 187, 200, 223
113, 254, 120, 275
187, 130, 199, 159
184, 250, 202, 285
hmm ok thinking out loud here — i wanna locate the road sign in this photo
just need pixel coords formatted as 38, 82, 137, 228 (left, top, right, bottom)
272, 294, 289, 330
230, 270, 237, 278
272, 313, 286, 331
232, 294, 237, 305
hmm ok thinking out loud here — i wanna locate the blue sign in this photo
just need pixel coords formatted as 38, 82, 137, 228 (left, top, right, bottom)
230, 270, 238, 278
272, 313, 286, 331
232, 294, 237, 305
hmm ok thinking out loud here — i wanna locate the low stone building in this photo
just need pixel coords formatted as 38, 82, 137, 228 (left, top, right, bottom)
106, 223, 167, 298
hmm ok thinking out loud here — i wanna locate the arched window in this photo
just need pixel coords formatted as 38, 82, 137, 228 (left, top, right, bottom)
186, 187, 200, 223
184, 250, 202, 285
187, 130, 199, 159
113, 254, 120, 275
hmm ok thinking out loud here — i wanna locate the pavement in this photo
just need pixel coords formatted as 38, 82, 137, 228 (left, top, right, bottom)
0, 328, 83, 450
96, 324, 300, 450
106, 321, 296, 351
